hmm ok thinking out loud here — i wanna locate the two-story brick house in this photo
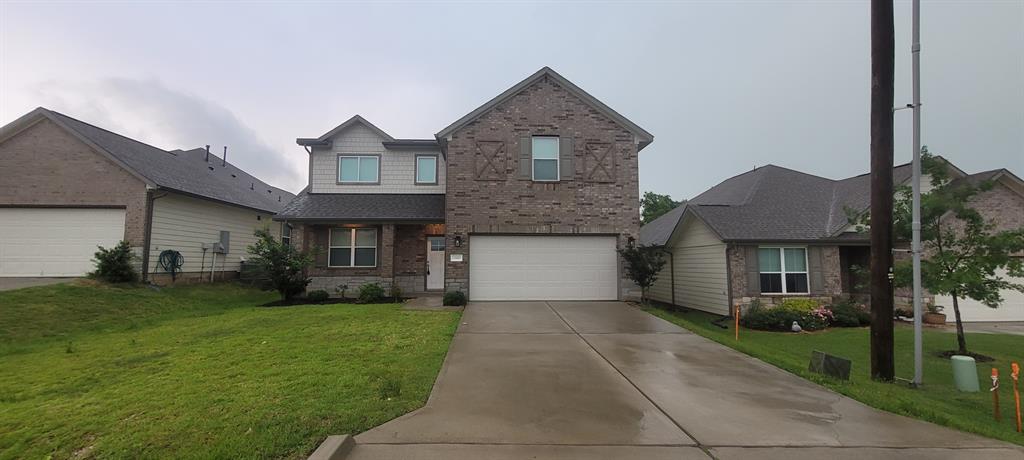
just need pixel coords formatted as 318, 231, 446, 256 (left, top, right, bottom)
275, 67, 654, 300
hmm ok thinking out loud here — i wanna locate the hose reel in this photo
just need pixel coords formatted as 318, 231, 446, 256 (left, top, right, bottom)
157, 250, 184, 281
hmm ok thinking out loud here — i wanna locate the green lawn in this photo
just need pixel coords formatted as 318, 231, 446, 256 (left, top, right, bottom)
646, 305, 1024, 447
0, 282, 461, 459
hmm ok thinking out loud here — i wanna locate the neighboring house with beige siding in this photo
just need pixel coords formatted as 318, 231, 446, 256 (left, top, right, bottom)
0, 107, 293, 283
640, 158, 1024, 322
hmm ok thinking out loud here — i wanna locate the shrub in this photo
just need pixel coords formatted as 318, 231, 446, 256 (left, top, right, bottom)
358, 283, 385, 303
443, 291, 467, 306
741, 302, 828, 332
90, 241, 138, 283
246, 228, 313, 300
307, 290, 330, 302
778, 298, 820, 311
617, 244, 668, 304
831, 300, 871, 327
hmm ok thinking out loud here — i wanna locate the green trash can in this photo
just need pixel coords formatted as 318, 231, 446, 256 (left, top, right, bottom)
951, 355, 980, 392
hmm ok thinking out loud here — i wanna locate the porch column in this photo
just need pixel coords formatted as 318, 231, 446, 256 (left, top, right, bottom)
381, 223, 395, 289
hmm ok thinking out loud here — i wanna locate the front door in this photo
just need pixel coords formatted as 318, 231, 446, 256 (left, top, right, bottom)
426, 236, 445, 290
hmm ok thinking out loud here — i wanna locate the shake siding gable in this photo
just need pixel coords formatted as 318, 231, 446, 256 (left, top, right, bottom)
648, 215, 730, 315
310, 123, 445, 194
147, 193, 273, 276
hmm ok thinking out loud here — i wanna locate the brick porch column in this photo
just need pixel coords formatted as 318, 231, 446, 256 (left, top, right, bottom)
381, 224, 395, 289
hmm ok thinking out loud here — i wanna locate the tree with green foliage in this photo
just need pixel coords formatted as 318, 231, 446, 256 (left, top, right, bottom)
618, 244, 668, 304
890, 149, 1024, 355
247, 228, 314, 300
641, 191, 683, 225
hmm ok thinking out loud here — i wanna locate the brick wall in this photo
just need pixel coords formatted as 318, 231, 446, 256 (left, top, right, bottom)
728, 244, 844, 310
442, 75, 641, 298
0, 118, 149, 252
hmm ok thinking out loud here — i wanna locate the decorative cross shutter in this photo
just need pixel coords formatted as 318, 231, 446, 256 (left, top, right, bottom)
744, 246, 760, 296
559, 137, 574, 181
519, 137, 532, 179
808, 246, 825, 295
314, 227, 329, 267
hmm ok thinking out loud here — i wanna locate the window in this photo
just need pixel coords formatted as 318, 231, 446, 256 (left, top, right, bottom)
416, 155, 438, 184
338, 155, 379, 183
281, 224, 292, 246
329, 228, 377, 267
758, 247, 808, 294
532, 136, 559, 181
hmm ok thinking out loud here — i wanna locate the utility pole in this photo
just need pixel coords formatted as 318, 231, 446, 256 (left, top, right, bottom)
911, 0, 924, 387
870, 0, 896, 381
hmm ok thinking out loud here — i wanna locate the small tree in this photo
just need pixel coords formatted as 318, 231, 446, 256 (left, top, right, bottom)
891, 150, 1024, 355
618, 244, 668, 304
90, 240, 138, 283
641, 192, 683, 225
247, 228, 314, 301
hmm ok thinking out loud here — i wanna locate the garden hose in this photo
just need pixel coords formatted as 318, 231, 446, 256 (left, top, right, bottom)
157, 250, 184, 281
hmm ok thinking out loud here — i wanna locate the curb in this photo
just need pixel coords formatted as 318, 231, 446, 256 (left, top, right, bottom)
308, 434, 355, 460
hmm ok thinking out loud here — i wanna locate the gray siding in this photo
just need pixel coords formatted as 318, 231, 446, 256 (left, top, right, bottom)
648, 216, 730, 315
310, 123, 445, 194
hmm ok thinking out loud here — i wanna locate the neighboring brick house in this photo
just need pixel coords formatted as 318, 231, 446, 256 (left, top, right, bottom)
640, 159, 1024, 322
0, 108, 293, 282
276, 67, 654, 300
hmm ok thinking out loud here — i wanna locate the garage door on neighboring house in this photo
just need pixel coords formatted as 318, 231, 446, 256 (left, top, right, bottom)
936, 268, 1024, 322
0, 208, 126, 277
468, 235, 619, 301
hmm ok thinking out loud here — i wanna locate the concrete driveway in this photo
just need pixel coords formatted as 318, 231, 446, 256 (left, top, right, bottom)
0, 277, 76, 291
347, 301, 1023, 459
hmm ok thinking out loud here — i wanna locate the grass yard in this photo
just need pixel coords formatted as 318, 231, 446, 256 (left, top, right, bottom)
0, 282, 461, 459
646, 306, 1024, 447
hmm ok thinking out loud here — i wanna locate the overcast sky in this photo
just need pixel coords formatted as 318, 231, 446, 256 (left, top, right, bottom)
2, 1, 1021, 199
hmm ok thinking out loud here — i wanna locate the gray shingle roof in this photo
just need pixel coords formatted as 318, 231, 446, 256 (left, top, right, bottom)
640, 163, 916, 245
274, 190, 445, 221
36, 108, 294, 213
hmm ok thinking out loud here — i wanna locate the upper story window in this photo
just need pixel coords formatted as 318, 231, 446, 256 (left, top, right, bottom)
532, 136, 559, 181
338, 155, 379, 184
416, 155, 438, 184
329, 227, 377, 267
758, 247, 808, 294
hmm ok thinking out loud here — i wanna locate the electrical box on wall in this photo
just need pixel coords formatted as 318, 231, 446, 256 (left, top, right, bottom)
214, 231, 230, 254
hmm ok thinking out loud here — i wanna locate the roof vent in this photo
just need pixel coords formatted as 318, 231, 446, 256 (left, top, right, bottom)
208, 166, 214, 171
231, 174, 236, 178
205, 145, 210, 162
222, 146, 227, 167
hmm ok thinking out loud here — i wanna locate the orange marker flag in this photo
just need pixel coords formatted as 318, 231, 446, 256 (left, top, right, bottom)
992, 368, 1001, 421
1012, 363, 1021, 433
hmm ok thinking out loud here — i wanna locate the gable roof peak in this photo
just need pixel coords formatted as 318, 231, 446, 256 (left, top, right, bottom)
297, 114, 394, 147
435, 66, 654, 150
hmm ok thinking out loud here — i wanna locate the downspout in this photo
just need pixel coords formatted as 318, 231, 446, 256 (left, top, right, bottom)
141, 189, 169, 283
725, 243, 735, 314
661, 247, 676, 307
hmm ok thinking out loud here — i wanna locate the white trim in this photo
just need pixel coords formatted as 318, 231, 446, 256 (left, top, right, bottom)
328, 227, 378, 267
337, 155, 380, 183
757, 246, 809, 294
531, 136, 560, 182
415, 155, 439, 184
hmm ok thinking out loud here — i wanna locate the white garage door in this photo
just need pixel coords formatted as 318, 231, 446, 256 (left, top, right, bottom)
0, 208, 126, 277
936, 269, 1024, 322
469, 235, 619, 301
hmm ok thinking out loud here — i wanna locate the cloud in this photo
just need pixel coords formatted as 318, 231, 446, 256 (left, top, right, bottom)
30, 78, 304, 192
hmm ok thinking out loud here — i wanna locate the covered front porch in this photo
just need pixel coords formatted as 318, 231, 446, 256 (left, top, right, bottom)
288, 222, 446, 296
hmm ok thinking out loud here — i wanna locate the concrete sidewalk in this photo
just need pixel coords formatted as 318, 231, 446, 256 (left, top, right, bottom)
339, 301, 1023, 459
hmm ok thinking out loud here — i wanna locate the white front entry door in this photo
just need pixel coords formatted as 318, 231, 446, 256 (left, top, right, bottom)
0, 207, 126, 276
468, 235, 619, 301
426, 236, 445, 290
